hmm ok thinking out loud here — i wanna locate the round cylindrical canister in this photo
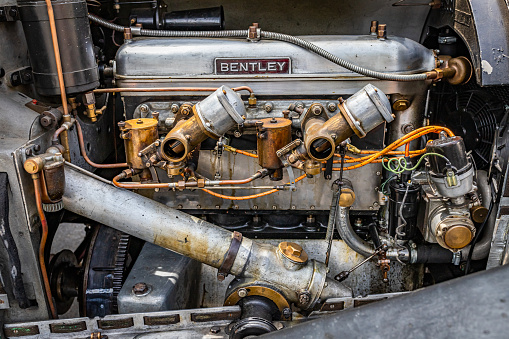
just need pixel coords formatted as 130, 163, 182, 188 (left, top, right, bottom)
121, 118, 159, 170
18, 0, 99, 96
257, 117, 292, 172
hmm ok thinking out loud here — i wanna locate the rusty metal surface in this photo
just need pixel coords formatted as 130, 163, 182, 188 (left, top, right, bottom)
197, 239, 422, 308
257, 117, 292, 171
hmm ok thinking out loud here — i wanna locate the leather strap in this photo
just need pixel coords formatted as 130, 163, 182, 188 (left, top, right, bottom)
217, 231, 243, 281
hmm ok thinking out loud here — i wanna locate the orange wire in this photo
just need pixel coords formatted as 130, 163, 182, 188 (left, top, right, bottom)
231, 149, 258, 158
201, 125, 454, 198
334, 126, 453, 171
201, 174, 307, 201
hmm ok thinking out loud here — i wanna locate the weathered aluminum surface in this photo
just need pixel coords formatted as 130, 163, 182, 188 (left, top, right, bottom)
114, 35, 435, 96
63, 167, 351, 307
197, 239, 422, 308
152, 150, 383, 211
3, 306, 241, 338
117, 243, 201, 314
0, 90, 53, 322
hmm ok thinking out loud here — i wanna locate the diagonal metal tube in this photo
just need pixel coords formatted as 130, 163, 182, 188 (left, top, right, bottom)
62, 167, 351, 308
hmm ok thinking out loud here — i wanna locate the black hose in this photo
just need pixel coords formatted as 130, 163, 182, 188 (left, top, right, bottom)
0, 173, 30, 308
465, 201, 494, 275
412, 244, 454, 264
88, 13, 430, 82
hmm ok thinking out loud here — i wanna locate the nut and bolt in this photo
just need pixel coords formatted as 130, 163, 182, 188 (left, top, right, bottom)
298, 292, 310, 305
312, 105, 322, 115
139, 104, 149, 113
282, 308, 292, 318
170, 104, 180, 113
377, 24, 387, 40
40, 116, 52, 127
392, 99, 411, 111
402, 123, 415, 134
264, 102, 274, 113
327, 102, 337, 112
133, 282, 148, 295
237, 288, 248, 298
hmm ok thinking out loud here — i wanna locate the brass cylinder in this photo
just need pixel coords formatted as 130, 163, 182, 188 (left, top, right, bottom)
41, 161, 65, 203
257, 117, 292, 171
160, 114, 209, 162
120, 118, 159, 170
304, 112, 353, 162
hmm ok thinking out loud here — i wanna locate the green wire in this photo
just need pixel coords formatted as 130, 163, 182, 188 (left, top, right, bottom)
382, 152, 451, 174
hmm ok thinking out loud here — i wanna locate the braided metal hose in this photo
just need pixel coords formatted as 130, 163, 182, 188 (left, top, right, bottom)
88, 13, 429, 81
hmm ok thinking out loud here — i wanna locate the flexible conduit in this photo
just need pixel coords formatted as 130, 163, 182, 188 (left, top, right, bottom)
88, 13, 429, 82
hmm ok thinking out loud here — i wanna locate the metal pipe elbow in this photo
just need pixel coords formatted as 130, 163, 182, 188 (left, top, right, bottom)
336, 207, 374, 257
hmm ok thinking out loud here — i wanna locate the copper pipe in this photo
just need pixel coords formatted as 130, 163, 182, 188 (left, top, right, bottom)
32, 174, 58, 319
113, 173, 169, 189
44, 0, 71, 161
216, 172, 263, 185
76, 121, 128, 168
113, 170, 265, 189
45, 0, 71, 162
93, 86, 254, 94
44, 0, 68, 116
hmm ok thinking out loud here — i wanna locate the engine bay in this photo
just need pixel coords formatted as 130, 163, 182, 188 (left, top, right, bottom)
1, 0, 509, 338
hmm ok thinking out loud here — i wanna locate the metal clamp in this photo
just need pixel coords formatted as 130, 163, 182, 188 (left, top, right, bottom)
217, 231, 243, 281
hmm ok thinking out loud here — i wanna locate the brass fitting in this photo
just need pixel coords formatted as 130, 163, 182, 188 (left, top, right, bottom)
426, 56, 473, 85
161, 86, 245, 163
161, 113, 208, 162
257, 117, 292, 181
302, 85, 392, 162
119, 118, 159, 170
278, 242, 308, 264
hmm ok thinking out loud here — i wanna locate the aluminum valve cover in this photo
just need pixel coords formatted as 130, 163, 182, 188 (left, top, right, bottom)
114, 35, 436, 95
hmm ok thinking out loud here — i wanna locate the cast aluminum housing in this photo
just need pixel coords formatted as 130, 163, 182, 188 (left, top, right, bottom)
114, 35, 436, 95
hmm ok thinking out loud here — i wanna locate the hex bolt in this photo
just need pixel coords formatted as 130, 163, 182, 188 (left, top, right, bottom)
133, 282, 148, 295
312, 105, 322, 115
237, 288, 248, 298
402, 123, 414, 134
210, 326, 221, 334
327, 102, 337, 112
264, 102, 274, 113
139, 104, 149, 113
234, 130, 242, 138
287, 243, 302, 257
170, 104, 180, 113
299, 292, 310, 305
282, 308, 292, 318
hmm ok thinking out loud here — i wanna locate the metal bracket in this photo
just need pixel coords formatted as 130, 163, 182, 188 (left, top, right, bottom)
323, 157, 334, 180
9, 67, 33, 87
217, 231, 243, 281
0, 6, 19, 22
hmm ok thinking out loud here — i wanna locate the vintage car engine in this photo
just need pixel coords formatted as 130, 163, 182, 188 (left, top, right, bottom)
1, 0, 509, 338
